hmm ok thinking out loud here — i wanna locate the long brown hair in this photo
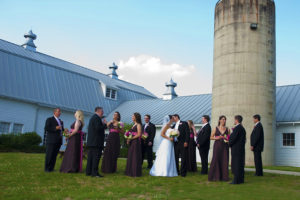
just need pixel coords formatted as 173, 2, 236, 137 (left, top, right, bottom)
218, 115, 226, 126
187, 120, 194, 130
133, 112, 142, 124
114, 111, 121, 122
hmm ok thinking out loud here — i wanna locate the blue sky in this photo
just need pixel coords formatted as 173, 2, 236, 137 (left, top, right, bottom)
0, 0, 299, 97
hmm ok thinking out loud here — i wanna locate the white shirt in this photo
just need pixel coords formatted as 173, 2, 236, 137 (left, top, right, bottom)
54, 115, 62, 130
255, 122, 260, 127
234, 123, 240, 128
175, 120, 180, 130
201, 123, 208, 129
144, 122, 149, 131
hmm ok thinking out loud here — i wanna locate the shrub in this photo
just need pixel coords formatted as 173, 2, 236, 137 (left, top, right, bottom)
0, 132, 44, 153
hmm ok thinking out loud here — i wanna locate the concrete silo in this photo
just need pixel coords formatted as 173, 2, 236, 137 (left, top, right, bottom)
212, 0, 276, 165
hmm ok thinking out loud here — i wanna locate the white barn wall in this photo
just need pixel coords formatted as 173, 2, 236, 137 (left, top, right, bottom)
275, 124, 300, 167
0, 98, 37, 133
0, 97, 93, 150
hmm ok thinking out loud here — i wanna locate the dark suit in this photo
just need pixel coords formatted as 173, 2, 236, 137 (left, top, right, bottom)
251, 122, 264, 176
196, 123, 211, 174
229, 124, 246, 184
86, 114, 107, 176
173, 121, 190, 176
44, 116, 63, 172
141, 122, 156, 168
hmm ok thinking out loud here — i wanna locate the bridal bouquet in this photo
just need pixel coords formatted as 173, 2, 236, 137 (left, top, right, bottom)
142, 132, 149, 140
63, 128, 70, 138
169, 130, 179, 138
124, 131, 133, 139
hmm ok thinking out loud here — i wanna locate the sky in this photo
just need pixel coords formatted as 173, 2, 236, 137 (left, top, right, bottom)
0, 0, 299, 97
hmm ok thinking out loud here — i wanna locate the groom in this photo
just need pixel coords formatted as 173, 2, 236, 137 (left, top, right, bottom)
172, 114, 190, 177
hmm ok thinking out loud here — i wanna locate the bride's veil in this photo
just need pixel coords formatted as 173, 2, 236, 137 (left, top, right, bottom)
162, 115, 171, 127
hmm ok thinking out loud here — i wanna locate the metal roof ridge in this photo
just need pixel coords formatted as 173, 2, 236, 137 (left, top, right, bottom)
276, 84, 300, 88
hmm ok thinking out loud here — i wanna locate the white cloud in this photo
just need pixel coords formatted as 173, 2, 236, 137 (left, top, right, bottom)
117, 55, 212, 97
119, 55, 195, 78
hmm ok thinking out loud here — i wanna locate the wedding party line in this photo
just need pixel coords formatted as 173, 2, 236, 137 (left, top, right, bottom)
44, 106, 264, 184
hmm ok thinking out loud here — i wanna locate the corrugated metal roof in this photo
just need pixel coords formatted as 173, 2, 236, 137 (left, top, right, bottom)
107, 94, 212, 125
276, 84, 300, 122
107, 84, 300, 124
0, 39, 155, 98
0, 39, 156, 114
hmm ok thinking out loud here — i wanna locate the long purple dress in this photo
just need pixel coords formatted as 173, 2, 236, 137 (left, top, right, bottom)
125, 125, 142, 177
208, 127, 229, 181
187, 130, 197, 172
101, 123, 121, 173
60, 121, 84, 173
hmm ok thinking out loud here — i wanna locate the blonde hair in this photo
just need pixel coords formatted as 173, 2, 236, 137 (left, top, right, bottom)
75, 110, 85, 126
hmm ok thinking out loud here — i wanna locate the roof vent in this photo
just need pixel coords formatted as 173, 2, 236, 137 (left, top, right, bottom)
21, 30, 37, 51
108, 62, 119, 79
163, 78, 178, 100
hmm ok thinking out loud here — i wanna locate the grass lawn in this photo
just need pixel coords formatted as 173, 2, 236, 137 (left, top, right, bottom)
246, 165, 300, 173
1, 153, 300, 200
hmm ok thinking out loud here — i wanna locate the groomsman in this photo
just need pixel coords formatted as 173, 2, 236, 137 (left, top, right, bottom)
172, 114, 190, 177
44, 108, 64, 172
250, 114, 264, 176
141, 114, 156, 169
196, 115, 211, 174
229, 115, 246, 184
86, 107, 107, 178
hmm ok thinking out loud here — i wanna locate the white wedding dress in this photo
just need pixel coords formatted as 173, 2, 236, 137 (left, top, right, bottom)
150, 128, 178, 177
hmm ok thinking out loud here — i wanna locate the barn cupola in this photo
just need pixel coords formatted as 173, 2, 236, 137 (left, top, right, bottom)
108, 62, 118, 79
21, 30, 37, 51
163, 78, 178, 100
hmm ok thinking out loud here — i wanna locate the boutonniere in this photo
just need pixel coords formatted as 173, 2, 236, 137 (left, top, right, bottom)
179, 123, 182, 125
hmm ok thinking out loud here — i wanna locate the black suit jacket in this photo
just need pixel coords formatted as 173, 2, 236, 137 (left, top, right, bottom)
142, 122, 156, 144
44, 116, 63, 145
172, 121, 190, 144
229, 124, 246, 156
196, 123, 211, 151
87, 114, 107, 148
250, 122, 264, 152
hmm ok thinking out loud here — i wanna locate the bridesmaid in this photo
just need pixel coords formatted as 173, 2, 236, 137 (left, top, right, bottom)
101, 112, 123, 173
60, 110, 85, 173
125, 112, 143, 177
208, 115, 230, 181
187, 120, 197, 172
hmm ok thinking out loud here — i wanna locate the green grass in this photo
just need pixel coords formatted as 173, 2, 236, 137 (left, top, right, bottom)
0, 153, 300, 200
246, 165, 300, 173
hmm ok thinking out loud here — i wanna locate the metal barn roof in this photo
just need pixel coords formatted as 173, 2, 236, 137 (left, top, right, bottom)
0, 39, 155, 98
276, 84, 300, 122
107, 84, 300, 125
107, 94, 212, 125
0, 38, 156, 114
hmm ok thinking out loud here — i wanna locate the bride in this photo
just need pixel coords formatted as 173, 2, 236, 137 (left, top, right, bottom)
150, 115, 178, 177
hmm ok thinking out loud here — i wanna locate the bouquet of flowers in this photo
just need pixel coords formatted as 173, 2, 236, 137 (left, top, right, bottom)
169, 129, 180, 138
124, 130, 133, 139
142, 132, 148, 140
223, 132, 230, 143
118, 122, 124, 129
63, 128, 70, 138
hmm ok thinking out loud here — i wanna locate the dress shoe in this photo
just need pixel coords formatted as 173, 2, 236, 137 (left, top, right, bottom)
92, 175, 103, 178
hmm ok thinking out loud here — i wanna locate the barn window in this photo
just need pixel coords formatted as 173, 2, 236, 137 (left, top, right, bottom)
12, 123, 23, 133
0, 122, 11, 133
282, 133, 295, 147
105, 87, 117, 100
